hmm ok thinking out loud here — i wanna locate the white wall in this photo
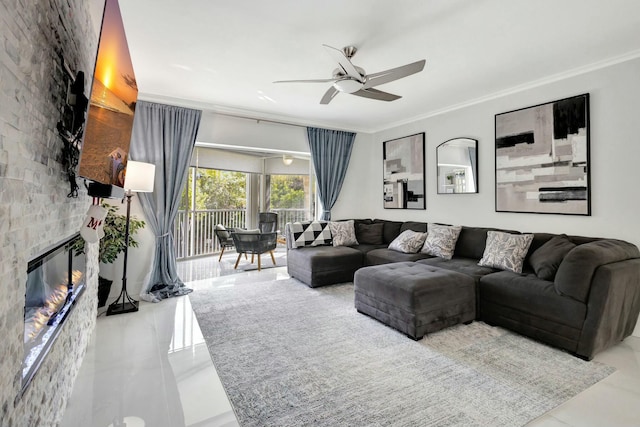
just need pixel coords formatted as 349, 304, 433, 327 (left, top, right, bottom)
333, 57, 640, 336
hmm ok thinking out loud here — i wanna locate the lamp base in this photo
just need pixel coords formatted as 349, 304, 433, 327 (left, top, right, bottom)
106, 300, 138, 315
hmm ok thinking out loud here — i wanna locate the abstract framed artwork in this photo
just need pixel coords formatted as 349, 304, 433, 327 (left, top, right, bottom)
383, 132, 425, 209
495, 93, 590, 215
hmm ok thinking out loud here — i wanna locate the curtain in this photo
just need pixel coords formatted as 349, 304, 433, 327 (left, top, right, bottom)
306, 127, 356, 220
129, 101, 202, 302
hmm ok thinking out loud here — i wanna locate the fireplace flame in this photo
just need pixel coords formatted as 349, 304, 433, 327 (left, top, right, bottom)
71, 270, 83, 286
28, 284, 70, 340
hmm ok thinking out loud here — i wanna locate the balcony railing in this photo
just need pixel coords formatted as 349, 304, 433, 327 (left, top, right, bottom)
271, 208, 309, 234
174, 208, 308, 259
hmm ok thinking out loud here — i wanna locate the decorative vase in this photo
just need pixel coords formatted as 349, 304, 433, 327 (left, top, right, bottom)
97, 276, 113, 308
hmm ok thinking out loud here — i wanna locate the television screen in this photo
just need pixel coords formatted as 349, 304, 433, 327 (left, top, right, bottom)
78, 0, 137, 187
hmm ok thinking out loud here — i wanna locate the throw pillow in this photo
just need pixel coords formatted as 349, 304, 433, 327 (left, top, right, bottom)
421, 223, 462, 260
388, 229, 428, 254
290, 221, 332, 248
215, 224, 230, 239
356, 223, 384, 245
529, 234, 576, 281
329, 220, 359, 247
478, 231, 534, 273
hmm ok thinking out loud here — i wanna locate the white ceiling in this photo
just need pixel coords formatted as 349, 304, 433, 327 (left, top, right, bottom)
117, 0, 640, 133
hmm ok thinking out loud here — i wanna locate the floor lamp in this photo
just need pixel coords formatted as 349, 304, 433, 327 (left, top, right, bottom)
107, 160, 156, 316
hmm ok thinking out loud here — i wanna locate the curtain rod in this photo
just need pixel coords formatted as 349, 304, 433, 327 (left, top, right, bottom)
214, 111, 309, 129
213, 111, 356, 133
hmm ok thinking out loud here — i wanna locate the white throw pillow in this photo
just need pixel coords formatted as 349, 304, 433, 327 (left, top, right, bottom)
329, 220, 359, 247
388, 229, 428, 254
421, 223, 462, 260
478, 231, 534, 273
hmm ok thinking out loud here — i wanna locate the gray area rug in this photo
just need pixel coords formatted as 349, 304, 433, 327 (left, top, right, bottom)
189, 278, 615, 427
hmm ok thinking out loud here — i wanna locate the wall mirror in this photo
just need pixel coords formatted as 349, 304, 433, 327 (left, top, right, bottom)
437, 138, 478, 194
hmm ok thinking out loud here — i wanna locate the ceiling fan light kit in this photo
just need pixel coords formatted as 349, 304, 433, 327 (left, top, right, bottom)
274, 45, 426, 105
333, 78, 363, 94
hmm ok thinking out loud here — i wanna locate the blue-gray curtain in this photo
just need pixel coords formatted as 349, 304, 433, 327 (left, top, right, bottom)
129, 101, 201, 302
307, 127, 356, 220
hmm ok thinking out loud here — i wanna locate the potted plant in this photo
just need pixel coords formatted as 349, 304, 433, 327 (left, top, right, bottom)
73, 202, 145, 307
446, 173, 454, 184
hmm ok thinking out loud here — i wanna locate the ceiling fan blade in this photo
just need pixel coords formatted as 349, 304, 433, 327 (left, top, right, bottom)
320, 86, 340, 104
322, 44, 363, 82
273, 78, 336, 84
363, 59, 426, 89
351, 88, 401, 102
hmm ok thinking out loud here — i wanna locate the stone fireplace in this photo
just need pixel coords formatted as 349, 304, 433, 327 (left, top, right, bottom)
21, 234, 87, 395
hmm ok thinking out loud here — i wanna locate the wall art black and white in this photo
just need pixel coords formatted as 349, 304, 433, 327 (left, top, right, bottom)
495, 94, 590, 215
383, 132, 425, 209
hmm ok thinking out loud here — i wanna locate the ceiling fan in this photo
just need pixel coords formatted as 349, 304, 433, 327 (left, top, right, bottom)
274, 45, 426, 105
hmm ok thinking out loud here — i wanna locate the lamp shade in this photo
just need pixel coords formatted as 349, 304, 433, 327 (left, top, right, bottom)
124, 161, 155, 192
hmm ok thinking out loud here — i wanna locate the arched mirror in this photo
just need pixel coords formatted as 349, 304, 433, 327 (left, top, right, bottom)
437, 138, 478, 194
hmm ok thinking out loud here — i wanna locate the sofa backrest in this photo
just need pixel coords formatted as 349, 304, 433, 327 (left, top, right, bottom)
455, 226, 504, 259
373, 219, 403, 244
400, 221, 428, 233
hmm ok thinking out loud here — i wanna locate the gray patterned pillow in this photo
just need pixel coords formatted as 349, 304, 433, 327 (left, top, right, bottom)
421, 223, 462, 259
329, 220, 359, 247
478, 231, 534, 273
388, 229, 428, 254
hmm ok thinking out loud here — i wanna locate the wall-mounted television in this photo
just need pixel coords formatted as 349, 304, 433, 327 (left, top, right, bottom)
78, 0, 137, 194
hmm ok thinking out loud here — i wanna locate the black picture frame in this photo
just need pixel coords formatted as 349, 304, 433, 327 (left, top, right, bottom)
495, 93, 590, 215
383, 132, 426, 209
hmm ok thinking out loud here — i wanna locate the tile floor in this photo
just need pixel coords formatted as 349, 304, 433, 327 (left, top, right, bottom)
60, 253, 640, 427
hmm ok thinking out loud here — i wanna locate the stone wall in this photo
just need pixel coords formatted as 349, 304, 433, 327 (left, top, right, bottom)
0, 0, 103, 425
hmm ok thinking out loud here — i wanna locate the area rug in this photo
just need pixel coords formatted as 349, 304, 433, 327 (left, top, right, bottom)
189, 278, 615, 427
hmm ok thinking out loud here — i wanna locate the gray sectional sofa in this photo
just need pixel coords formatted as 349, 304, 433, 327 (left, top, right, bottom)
284, 219, 640, 360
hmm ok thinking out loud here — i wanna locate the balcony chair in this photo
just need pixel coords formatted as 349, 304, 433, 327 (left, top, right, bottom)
258, 212, 278, 233
214, 224, 238, 262
231, 229, 278, 271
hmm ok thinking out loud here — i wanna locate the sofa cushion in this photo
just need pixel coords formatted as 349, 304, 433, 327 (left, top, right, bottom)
479, 271, 587, 330
290, 221, 332, 248
374, 220, 403, 244
454, 227, 493, 259
352, 243, 388, 254
400, 221, 428, 233
356, 222, 384, 245
287, 245, 363, 287
420, 223, 462, 260
529, 234, 576, 281
365, 248, 431, 265
478, 231, 534, 273
329, 220, 358, 247
388, 230, 428, 253
416, 257, 498, 284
